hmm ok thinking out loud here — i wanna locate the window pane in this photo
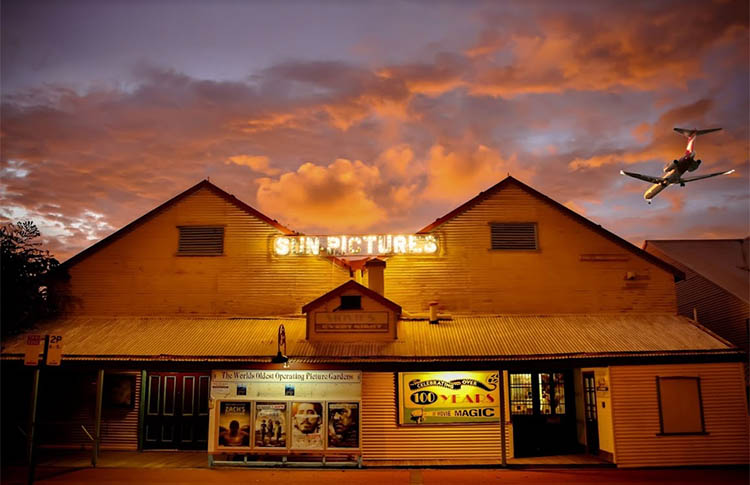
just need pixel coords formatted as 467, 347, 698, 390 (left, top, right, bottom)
539, 373, 552, 414
510, 373, 533, 415
554, 373, 566, 415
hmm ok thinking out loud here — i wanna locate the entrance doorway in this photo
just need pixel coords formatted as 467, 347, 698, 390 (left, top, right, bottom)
143, 372, 210, 450
582, 372, 599, 454
508, 371, 577, 457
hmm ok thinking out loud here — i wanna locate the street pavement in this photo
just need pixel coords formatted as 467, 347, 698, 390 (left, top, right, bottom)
2, 466, 748, 485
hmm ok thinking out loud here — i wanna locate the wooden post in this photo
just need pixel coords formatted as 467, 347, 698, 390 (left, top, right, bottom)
138, 370, 147, 451
499, 370, 507, 467
27, 367, 40, 485
93, 369, 104, 467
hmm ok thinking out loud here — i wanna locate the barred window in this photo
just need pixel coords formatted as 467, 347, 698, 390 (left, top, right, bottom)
510, 373, 533, 415
177, 226, 224, 255
490, 223, 537, 250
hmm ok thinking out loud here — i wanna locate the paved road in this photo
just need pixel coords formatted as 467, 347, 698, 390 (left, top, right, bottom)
3, 467, 748, 485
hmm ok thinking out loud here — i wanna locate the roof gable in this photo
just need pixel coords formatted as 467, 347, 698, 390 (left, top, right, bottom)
418, 176, 684, 281
58, 180, 295, 271
302, 280, 402, 314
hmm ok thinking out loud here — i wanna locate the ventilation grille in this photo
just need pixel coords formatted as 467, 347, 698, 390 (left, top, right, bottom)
177, 226, 224, 255
490, 223, 537, 250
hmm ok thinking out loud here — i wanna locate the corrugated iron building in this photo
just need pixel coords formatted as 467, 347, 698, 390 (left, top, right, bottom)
2, 176, 747, 467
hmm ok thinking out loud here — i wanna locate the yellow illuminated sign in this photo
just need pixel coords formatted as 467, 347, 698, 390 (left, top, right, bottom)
398, 371, 500, 425
273, 234, 438, 257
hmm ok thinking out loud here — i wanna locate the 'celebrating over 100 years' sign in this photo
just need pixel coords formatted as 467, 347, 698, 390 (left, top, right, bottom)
398, 371, 501, 425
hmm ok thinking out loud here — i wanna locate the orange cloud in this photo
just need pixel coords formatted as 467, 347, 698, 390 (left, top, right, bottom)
467, 2, 748, 96
255, 159, 387, 232
376, 145, 414, 177
226, 155, 280, 175
421, 144, 535, 202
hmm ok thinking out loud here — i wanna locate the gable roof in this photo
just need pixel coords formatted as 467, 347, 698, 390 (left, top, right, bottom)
644, 238, 749, 303
417, 176, 684, 281
58, 180, 296, 271
301, 279, 402, 314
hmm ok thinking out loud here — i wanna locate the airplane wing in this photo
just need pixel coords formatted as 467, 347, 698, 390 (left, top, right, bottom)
619, 170, 662, 184
679, 169, 735, 183
674, 127, 722, 137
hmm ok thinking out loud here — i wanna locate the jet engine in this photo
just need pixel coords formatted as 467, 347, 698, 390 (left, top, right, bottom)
663, 160, 678, 172
688, 159, 701, 172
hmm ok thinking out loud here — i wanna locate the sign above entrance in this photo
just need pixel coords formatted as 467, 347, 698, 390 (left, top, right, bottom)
273, 234, 438, 257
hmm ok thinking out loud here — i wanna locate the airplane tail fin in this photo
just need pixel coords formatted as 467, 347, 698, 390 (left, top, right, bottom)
674, 127, 722, 138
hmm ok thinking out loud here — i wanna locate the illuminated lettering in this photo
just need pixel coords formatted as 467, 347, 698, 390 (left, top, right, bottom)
378, 235, 392, 253
306, 237, 320, 255
327, 236, 341, 254
348, 236, 362, 254
364, 235, 377, 254
408, 235, 419, 253
274, 237, 290, 255
393, 235, 407, 253
273, 234, 439, 256
423, 235, 437, 254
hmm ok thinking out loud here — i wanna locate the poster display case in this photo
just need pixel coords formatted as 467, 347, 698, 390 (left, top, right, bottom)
208, 370, 361, 454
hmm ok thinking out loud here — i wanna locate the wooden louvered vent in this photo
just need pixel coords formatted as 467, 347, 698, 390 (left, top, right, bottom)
177, 226, 224, 255
490, 223, 537, 250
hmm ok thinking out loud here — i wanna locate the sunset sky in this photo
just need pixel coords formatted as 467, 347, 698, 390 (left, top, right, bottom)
2, 0, 748, 262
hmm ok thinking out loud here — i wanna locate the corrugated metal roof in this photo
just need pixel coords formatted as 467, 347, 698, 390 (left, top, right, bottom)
1, 314, 738, 363
645, 239, 749, 303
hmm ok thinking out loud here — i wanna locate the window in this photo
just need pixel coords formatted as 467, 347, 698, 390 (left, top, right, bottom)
510, 373, 533, 415
510, 372, 567, 416
177, 226, 224, 255
656, 376, 706, 435
339, 295, 362, 310
539, 373, 566, 415
490, 223, 537, 250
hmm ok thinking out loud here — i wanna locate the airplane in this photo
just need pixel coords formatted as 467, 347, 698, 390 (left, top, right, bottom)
620, 127, 735, 203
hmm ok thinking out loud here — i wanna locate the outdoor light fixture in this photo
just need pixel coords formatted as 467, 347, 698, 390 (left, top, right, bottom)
271, 323, 288, 367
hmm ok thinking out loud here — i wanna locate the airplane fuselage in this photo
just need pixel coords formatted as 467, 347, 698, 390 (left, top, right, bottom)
644, 139, 701, 200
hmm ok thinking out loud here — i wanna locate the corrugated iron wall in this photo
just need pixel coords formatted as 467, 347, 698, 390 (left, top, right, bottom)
361, 372, 509, 464
383, 185, 678, 314
610, 362, 749, 467
37, 370, 96, 448
101, 371, 141, 450
36, 371, 141, 450
676, 272, 749, 353
60, 188, 349, 316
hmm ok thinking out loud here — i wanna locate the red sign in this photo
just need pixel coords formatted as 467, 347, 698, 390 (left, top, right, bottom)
24, 334, 42, 366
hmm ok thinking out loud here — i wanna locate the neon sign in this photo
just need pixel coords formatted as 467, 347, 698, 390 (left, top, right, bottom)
273, 234, 438, 256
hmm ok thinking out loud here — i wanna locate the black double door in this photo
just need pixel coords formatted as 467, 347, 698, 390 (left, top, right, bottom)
143, 372, 210, 449
509, 371, 577, 457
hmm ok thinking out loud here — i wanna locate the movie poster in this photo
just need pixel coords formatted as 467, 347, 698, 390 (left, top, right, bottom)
217, 401, 251, 448
254, 402, 287, 448
291, 402, 324, 449
327, 402, 359, 448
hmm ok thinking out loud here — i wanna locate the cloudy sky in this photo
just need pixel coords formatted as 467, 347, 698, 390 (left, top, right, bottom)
2, 0, 748, 261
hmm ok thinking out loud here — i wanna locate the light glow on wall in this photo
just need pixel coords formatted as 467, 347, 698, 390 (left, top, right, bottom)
273, 234, 438, 256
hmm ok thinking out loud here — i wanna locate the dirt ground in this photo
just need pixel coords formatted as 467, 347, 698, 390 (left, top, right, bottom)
2, 466, 748, 485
